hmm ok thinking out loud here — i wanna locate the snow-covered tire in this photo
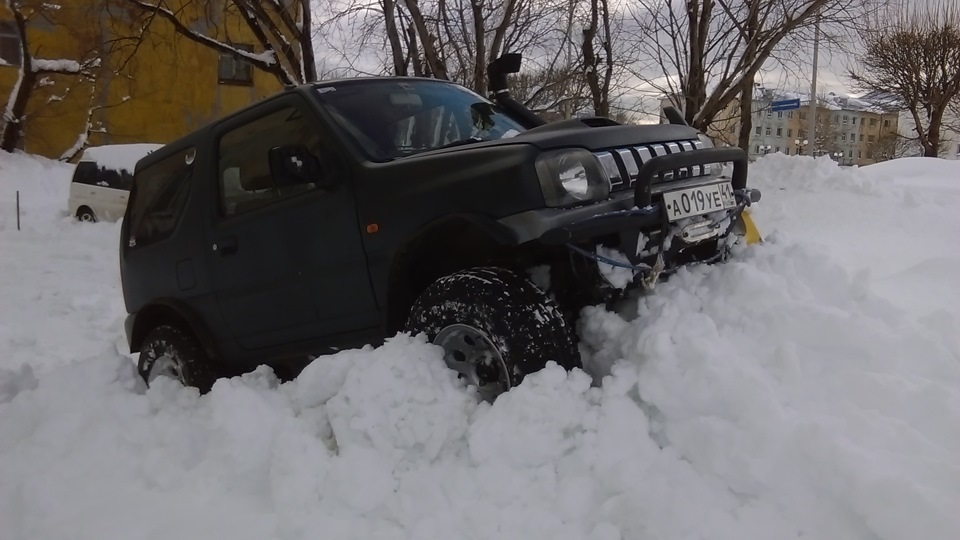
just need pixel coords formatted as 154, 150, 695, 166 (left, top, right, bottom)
138, 325, 215, 392
406, 267, 580, 401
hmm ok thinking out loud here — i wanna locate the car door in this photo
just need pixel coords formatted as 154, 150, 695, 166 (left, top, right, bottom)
205, 95, 379, 351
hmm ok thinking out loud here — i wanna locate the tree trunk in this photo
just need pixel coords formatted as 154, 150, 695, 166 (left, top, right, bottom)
581, 0, 608, 117
737, 79, 753, 153
299, 0, 318, 82
925, 110, 944, 157
383, 0, 408, 76
684, 0, 712, 127
0, 11, 34, 153
470, 0, 485, 94
401, 0, 448, 79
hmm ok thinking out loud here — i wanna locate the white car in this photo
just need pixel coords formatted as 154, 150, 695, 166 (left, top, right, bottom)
68, 143, 163, 222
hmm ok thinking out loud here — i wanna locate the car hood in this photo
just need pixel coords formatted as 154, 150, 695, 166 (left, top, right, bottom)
406, 119, 702, 159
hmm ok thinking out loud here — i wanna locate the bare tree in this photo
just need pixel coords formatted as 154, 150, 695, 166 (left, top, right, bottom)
630, 0, 871, 149
319, 0, 585, 98
851, 2, 960, 157
1, 1, 110, 152
812, 101, 841, 156
869, 131, 912, 161
121, 0, 318, 85
580, 0, 614, 116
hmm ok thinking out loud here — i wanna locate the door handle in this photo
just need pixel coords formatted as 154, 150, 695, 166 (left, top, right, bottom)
213, 236, 238, 256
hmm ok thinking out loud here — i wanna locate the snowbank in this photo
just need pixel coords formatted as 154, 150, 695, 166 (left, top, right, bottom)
1, 152, 958, 540
0, 151, 74, 229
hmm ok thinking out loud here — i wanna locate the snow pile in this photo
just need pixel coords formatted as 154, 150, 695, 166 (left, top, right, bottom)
0, 151, 73, 229
80, 143, 163, 173
1, 151, 958, 539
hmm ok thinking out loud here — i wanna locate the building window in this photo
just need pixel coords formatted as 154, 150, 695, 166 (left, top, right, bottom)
852, 117, 857, 125
775, 146, 780, 153
884, 119, 890, 127
776, 127, 782, 136
858, 150, 862, 158
767, 110, 772, 118
848, 149, 853, 158
860, 134, 864, 141
777, 111, 783, 118
755, 145, 760, 154
729, 124, 737, 134
957, 143, 960, 155
870, 118, 878, 126
218, 43, 254, 85
868, 134, 876, 142
788, 111, 794, 119
843, 115, 848, 124
765, 127, 771, 136
755, 126, 761, 135
787, 128, 793, 137
799, 112, 807, 120
841, 133, 846, 141
798, 129, 806, 138
0, 21, 21, 66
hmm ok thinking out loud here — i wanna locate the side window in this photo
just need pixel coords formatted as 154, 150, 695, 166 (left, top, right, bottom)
127, 149, 194, 248
119, 171, 134, 191
72, 162, 98, 186
96, 168, 123, 189
218, 106, 323, 217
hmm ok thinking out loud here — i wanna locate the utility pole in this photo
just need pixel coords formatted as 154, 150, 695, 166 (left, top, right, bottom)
808, 11, 820, 157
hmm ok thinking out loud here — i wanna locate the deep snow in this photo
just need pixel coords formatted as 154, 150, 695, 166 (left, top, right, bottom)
0, 151, 958, 540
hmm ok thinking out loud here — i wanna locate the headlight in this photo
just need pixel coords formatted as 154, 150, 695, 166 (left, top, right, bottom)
696, 133, 722, 175
697, 132, 714, 148
535, 149, 610, 207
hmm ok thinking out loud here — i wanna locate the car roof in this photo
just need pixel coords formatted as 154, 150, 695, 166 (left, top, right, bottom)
80, 143, 164, 172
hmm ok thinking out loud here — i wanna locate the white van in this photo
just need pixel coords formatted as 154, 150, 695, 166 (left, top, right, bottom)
68, 143, 163, 222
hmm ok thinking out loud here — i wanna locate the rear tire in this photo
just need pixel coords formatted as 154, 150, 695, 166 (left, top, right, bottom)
406, 267, 580, 401
138, 325, 216, 392
76, 207, 97, 223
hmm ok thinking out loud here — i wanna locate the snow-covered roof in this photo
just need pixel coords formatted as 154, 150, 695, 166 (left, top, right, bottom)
755, 88, 898, 113
79, 143, 164, 172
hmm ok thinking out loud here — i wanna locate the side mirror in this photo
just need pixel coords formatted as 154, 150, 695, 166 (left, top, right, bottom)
267, 145, 331, 188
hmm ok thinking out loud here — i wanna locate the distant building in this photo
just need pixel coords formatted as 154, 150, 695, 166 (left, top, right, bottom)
0, 2, 290, 159
660, 88, 901, 167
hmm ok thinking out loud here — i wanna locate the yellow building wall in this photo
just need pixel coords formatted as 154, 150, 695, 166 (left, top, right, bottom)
1, 1, 286, 159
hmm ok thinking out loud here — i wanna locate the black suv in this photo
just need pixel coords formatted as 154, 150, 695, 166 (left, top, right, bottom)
120, 55, 760, 401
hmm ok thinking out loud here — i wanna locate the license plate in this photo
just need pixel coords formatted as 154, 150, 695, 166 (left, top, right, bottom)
663, 181, 736, 221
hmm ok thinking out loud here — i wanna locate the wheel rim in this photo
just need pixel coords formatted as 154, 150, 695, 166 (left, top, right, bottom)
434, 323, 510, 402
147, 352, 182, 384
78, 212, 94, 222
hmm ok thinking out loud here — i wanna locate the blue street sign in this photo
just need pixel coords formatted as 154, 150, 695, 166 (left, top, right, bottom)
770, 98, 801, 111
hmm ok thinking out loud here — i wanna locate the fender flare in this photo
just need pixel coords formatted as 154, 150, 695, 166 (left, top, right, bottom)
128, 299, 220, 361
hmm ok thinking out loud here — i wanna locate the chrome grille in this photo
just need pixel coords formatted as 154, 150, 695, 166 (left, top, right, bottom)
595, 139, 711, 192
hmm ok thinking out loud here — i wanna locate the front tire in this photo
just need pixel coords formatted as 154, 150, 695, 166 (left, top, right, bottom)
406, 267, 580, 401
138, 325, 216, 392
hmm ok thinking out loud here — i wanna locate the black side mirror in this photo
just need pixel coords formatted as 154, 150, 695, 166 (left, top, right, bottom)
267, 145, 330, 188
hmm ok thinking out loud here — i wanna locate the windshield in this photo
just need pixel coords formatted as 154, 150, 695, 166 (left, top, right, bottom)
314, 80, 525, 161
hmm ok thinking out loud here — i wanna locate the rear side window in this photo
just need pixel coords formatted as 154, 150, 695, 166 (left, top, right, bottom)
127, 149, 194, 248
72, 162, 134, 191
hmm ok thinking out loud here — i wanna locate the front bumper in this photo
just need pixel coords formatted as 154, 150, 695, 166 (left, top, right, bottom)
500, 145, 759, 287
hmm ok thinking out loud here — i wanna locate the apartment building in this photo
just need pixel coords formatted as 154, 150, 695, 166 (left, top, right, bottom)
661, 89, 901, 166
1, 2, 288, 159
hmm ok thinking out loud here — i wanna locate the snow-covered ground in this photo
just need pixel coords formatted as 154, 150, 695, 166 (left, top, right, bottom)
0, 151, 957, 540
